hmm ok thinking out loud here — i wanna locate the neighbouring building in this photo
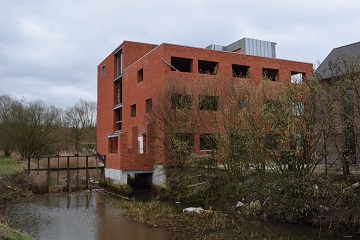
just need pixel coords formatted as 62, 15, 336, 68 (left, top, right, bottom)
315, 41, 360, 166
97, 38, 313, 186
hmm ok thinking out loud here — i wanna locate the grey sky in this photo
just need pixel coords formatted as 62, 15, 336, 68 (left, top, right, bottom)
1, 0, 360, 109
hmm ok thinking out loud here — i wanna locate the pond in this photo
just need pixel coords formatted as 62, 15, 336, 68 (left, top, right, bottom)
5, 191, 171, 240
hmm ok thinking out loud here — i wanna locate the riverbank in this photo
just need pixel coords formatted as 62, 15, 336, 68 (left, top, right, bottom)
0, 158, 34, 240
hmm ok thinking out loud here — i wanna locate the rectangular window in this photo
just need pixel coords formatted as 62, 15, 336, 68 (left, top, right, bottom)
131, 104, 136, 117
137, 69, 144, 82
115, 108, 122, 131
109, 137, 118, 153
263, 68, 279, 81
291, 72, 305, 84
116, 51, 122, 77
232, 64, 250, 78
146, 98, 152, 113
198, 60, 218, 75
200, 133, 218, 151
292, 102, 305, 116
171, 93, 193, 109
101, 65, 105, 77
171, 57, 193, 72
199, 95, 219, 111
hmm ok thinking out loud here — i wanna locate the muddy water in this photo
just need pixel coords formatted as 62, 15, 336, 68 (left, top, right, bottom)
5, 192, 171, 240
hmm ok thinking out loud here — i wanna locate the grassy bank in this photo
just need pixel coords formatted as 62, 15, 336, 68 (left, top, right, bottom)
0, 158, 33, 240
107, 196, 317, 240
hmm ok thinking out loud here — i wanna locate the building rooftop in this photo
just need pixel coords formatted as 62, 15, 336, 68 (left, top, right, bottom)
315, 41, 360, 79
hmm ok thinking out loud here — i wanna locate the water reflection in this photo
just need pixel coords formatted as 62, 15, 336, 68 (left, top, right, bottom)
6, 192, 170, 240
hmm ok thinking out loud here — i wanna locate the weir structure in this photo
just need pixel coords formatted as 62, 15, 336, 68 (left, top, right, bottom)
27, 154, 106, 193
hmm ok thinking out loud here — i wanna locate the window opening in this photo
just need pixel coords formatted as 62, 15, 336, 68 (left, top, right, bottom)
146, 98, 152, 113
200, 133, 218, 150
232, 64, 250, 78
292, 102, 305, 116
263, 68, 279, 81
170, 57, 193, 72
199, 95, 219, 111
109, 137, 118, 153
115, 79, 122, 105
115, 108, 122, 131
101, 65, 105, 77
171, 133, 194, 151
171, 93, 193, 109
291, 72, 305, 84
198, 60, 218, 75
131, 104, 136, 117
137, 69, 144, 82
237, 99, 246, 109
116, 51, 122, 77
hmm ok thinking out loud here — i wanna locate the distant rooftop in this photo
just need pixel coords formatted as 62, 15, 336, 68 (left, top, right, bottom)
206, 38, 277, 58
315, 41, 360, 79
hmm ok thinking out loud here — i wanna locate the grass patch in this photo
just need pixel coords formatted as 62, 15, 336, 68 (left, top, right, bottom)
106, 197, 317, 240
0, 219, 33, 240
0, 158, 27, 176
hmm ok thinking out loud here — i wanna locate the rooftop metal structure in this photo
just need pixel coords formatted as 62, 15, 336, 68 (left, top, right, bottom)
206, 37, 277, 58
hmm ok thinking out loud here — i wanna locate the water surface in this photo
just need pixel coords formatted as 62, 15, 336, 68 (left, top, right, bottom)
6, 192, 171, 240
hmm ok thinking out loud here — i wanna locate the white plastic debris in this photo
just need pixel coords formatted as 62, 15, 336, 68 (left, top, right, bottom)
183, 207, 204, 213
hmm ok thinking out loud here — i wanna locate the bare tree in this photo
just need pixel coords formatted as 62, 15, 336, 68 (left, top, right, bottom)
0, 94, 17, 157
63, 99, 96, 154
10, 99, 61, 159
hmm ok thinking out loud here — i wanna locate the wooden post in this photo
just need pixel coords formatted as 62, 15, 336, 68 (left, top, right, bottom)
67, 156, 71, 193
86, 156, 89, 189
57, 155, 60, 184
37, 158, 40, 175
76, 155, 79, 188
47, 157, 51, 193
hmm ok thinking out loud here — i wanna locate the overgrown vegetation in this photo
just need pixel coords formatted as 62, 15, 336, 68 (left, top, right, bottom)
0, 158, 33, 240
147, 58, 360, 236
108, 198, 316, 240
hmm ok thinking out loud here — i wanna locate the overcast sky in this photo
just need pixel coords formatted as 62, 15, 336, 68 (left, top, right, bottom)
1, 0, 360, 109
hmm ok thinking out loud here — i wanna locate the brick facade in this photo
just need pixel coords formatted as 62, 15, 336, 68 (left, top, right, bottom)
97, 40, 313, 184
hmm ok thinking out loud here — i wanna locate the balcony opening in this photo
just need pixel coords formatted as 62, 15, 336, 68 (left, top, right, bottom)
199, 95, 219, 111
232, 64, 250, 78
131, 104, 136, 117
291, 72, 305, 84
171, 57, 192, 72
171, 93, 193, 109
198, 60, 218, 75
263, 68, 279, 81
137, 69, 144, 83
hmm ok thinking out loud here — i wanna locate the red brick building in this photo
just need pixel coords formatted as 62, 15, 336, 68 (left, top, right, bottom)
97, 38, 313, 186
